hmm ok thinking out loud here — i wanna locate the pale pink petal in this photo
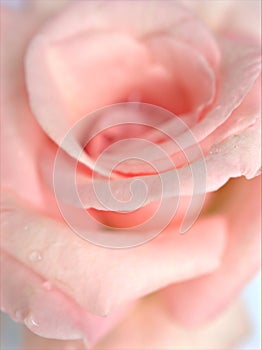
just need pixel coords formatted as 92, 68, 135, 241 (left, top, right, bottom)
138, 39, 261, 169
0, 6, 62, 209
1, 190, 226, 317
39, 36, 261, 211
87, 72, 260, 177
22, 327, 86, 350
25, 0, 219, 171
26, 1, 220, 67
93, 294, 250, 350
189, 39, 260, 141
0, 249, 128, 345
161, 176, 261, 326
182, 0, 261, 42
1, 250, 84, 340
51, 120, 260, 212
88, 39, 261, 181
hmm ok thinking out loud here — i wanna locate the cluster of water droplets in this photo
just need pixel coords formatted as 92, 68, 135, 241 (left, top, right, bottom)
28, 250, 43, 262
209, 144, 221, 155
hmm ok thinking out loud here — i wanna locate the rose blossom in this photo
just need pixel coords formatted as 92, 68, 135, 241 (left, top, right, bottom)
0, 1, 261, 349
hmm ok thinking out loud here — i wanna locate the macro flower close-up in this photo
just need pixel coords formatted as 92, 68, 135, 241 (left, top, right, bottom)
0, 0, 261, 349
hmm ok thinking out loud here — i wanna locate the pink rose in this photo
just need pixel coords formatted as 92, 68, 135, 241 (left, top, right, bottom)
1, 1, 260, 349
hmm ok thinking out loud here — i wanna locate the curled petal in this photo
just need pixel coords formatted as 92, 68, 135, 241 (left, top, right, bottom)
161, 176, 261, 326
1, 190, 226, 317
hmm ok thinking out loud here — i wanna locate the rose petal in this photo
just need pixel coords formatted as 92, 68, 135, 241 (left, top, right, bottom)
22, 326, 86, 350
0, 5, 64, 209
103, 72, 261, 176
0, 249, 128, 345
128, 38, 261, 170
25, 0, 219, 172
183, 0, 261, 42
1, 190, 226, 317
1, 4, 79, 215
161, 176, 261, 326
93, 293, 250, 350
51, 119, 260, 212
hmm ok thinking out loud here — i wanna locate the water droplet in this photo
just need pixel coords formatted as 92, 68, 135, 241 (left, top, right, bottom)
24, 314, 39, 327
42, 281, 52, 291
209, 145, 220, 155
28, 251, 42, 262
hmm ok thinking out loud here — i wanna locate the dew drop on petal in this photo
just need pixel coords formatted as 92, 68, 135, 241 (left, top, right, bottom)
209, 144, 220, 155
28, 250, 43, 262
24, 314, 39, 328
